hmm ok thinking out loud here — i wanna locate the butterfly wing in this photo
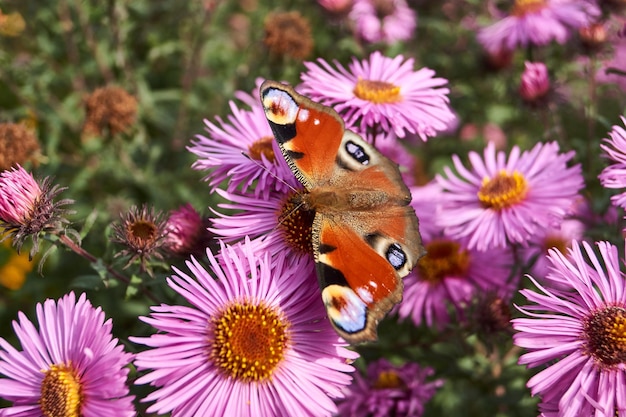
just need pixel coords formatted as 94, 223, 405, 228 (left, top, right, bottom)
314, 206, 423, 343
260, 80, 424, 344
260, 80, 344, 190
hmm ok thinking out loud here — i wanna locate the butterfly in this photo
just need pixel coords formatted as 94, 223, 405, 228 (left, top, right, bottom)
260, 80, 425, 344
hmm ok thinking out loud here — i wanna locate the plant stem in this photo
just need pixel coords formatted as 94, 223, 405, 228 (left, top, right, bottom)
57, 234, 159, 303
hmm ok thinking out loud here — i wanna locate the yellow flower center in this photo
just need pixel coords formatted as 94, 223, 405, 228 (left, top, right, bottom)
511, 0, 547, 16
211, 301, 289, 382
278, 192, 315, 256
477, 170, 528, 210
353, 78, 401, 104
418, 239, 470, 284
372, 370, 405, 389
583, 306, 626, 368
40, 363, 82, 417
248, 136, 277, 163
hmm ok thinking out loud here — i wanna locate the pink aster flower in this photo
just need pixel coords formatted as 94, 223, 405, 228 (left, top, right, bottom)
189, 98, 293, 199
401, 182, 516, 328
599, 116, 626, 208
521, 217, 586, 281
131, 239, 357, 417
397, 233, 514, 329
349, 0, 416, 44
436, 141, 584, 251
513, 241, 626, 416
336, 358, 442, 417
0, 165, 74, 257
0, 292, 135, 417
300, 51, 455, 141
208, 185, 313, 260
478, 0, 600, 54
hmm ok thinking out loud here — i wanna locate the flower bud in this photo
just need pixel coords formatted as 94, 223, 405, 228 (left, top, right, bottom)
519, 61, 550, 102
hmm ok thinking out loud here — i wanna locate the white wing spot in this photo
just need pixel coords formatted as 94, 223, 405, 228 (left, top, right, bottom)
298, 108, 310, 122
357, 287, 373, 304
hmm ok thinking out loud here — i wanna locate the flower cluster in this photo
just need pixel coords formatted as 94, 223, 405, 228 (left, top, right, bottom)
4, 2, 626, 417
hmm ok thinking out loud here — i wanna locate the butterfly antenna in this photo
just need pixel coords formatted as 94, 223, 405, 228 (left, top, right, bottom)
241, 151, 300, 194
240, 151, 308, 230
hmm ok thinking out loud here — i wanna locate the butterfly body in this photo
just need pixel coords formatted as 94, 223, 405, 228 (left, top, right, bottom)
261, 80, 424, 344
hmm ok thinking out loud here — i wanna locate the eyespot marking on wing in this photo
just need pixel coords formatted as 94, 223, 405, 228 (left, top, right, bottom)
386, 243, 407, 270
345, 140, 370, 165
262, 88, 299, 125
322, 285, 368, 334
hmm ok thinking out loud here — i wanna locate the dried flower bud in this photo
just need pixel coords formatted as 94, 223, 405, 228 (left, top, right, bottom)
519, 61, 550, 103
0, 123, 40, 171
112, 205, 167, 274
0, 166, 74, 258
83, 86, 138, 139
164, 204, 213, 257
263, 11, 313, 60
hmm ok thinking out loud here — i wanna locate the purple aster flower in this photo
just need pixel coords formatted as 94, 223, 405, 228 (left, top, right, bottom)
0, 292, 135, 417
599, 116, 626, 208
436, 141, 584, 251
189, 98, 294, 199
0, 165, 74, 257
131, 239, 357, 417
300, 51, 455, 141
478, 0, 600, 54
349, 0, 416, 44
336, 358, 442, 417
513, 240, 626, 416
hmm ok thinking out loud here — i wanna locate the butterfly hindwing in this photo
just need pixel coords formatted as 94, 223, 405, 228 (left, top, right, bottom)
314, 206, 422, 343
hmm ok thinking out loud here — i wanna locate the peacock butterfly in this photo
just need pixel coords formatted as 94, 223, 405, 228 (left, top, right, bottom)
260, 80, 425, 344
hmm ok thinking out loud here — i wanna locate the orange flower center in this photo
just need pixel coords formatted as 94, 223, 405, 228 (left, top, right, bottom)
40, 363, 83, 417
511, 0, 547, 16
372, 370, 405, 389
248, 136, 277, 163
353, 78, 401, 104
278, 192, 315, 255
477, 170, 528, 210
211, 301, 289, 382
583, 306, 626, 368
418, 239, 470, 284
